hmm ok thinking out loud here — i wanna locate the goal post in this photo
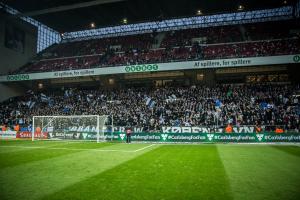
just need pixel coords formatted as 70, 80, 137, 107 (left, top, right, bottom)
32, 115, 110, 143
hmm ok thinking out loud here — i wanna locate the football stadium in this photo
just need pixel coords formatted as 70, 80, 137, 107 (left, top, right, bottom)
0, 0, 300, 199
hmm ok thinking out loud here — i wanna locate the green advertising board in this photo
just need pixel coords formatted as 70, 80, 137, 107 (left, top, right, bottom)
49, 132, 300, 143
115, 132, 300, 143
1, 55, 298, 82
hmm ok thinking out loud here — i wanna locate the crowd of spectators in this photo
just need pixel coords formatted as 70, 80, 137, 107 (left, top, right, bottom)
13, 20, 299, 73
23, 55, 103, 72
1, 84, 299, 132
21, 38, 300, 73
203, 38, 300, 59
160, 25, 242, 48
43, 33, 155, 58
19, 38, 300, 73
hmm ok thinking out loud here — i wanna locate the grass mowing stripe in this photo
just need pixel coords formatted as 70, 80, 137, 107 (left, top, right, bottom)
0, 141, 80, 154
0, 142, 115, 169
50, 142, 118, 150
41, 145, 233, 200
0, 143, 157, 153
0, 146, 35, 154
0, 148, 79, 169
217, 144, 300, 200
0, 140, 70, 146
0, 143, 159, 200
270, 145, 300, 158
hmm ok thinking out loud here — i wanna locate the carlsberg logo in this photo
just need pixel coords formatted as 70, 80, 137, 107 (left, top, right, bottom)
82, 133, 88, 139
161, 134, 168, 141
207, 134, 214, 141
256, 134, 264, 141
125, 64, 158, 73
119, 134, 126, 140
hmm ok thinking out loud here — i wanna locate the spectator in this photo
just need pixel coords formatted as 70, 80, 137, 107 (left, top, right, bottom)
0, 84, 299, 132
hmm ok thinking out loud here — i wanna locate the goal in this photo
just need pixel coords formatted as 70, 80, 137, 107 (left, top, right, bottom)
32, 115, 110, 143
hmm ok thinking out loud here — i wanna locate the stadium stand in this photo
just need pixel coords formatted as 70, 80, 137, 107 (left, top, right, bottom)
16, 21, 300, 73
19, 38, 300, 73
1, 84, 299, 132
1, 8, 299, 133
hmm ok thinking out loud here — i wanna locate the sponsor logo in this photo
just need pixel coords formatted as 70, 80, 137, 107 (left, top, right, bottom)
18, 132, 47, 139
256, 134, 264, 141
293, 55, 300, 63
74, 133, 80, 139
215, 135, 255, 141
19, 131, 31, 138
0, 131, 17, 139
119, 134, 126, 140
82, 133, 88, 139
7, 74, 30, 81
161, 134, 168, 141
207, 134, 214, 141
125, 64, 159, 73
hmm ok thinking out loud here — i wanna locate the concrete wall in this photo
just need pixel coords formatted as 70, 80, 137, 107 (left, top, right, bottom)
0, 11, 37, 73
0, 83, 26, 102
0, 11, 37, 102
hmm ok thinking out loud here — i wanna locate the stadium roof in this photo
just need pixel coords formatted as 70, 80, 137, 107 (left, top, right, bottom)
1, 0, 298, 33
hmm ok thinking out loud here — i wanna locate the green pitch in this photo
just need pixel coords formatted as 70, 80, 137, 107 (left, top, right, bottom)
0, 140, 299, 200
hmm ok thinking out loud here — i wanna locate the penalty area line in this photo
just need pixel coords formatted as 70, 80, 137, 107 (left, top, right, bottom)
134, 144, 156, 152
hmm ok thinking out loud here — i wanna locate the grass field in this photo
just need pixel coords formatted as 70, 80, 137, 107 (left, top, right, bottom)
0, 140, 299, 200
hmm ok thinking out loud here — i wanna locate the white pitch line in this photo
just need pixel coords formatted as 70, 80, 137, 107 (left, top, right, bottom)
134, 144, 156, 152
0, 144, 158, 153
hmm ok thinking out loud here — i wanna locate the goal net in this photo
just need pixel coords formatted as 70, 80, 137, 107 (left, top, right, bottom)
32, 115, 109, 143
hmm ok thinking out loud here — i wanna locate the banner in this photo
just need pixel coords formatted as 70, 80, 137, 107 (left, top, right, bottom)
48, 131, 88, 140
161, 126, 255, 133
14, 125, 292, 137
61, 126, 256, 134
46, 131, 118, 140
16, 131, 48, 139
0, 54, 299, 82
0, 131, 17, 139
38, 131, 300, 143
116, 132, 300, 143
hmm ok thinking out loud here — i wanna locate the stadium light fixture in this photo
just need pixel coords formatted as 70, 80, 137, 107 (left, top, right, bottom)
237, 5, 244, 11
109, 78, 115, 85
196, 10, 203, 15
283, 0, 287, 4
90, 22, 96, 28
122, 18, 128, 24
38, 83, 43, 89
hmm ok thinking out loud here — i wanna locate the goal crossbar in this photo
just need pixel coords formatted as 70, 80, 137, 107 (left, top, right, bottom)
33, 115, 101, 118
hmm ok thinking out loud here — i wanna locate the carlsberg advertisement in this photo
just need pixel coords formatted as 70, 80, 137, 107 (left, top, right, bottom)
45, 126, 300, 143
